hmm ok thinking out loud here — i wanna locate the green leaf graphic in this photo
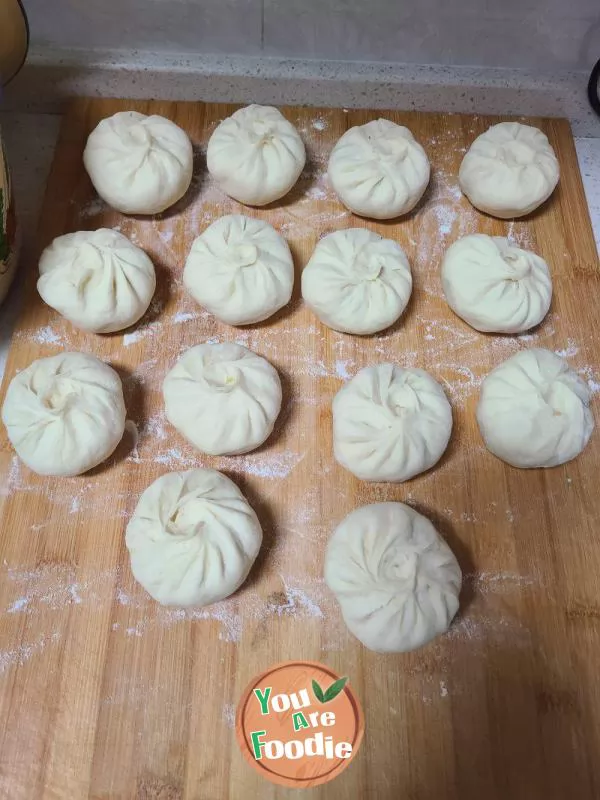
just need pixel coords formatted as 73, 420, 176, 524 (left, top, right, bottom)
313, 676, 349, 704
323, 676, 348, 703
312, 679, 325, 703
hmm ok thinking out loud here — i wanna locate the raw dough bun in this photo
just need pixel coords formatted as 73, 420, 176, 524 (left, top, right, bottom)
183, 214, 294, 326
83, 111, 193, 215
325, 502, 461, 652
163, 342, 282, 456
206, 105, 306, 206
301, 228, 412, 335
126, 468, 262, 607
459, 122, 559, 218
37, 228, 156, 334
328, 119, 430, 219
477, 348, 594, 468
333, 364, 452, 482
441, 234, 552, 333
1, 352, 126, 477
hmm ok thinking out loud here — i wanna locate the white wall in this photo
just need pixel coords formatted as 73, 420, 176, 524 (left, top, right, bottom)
23, 0, 600, 72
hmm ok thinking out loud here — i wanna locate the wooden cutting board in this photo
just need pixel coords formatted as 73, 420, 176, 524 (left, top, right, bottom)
0, 98, 599, 800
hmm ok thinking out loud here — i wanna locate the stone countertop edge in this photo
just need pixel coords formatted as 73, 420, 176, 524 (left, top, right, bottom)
4, 45, 600, 138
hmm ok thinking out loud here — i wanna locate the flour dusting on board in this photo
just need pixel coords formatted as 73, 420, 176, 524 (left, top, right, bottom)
1, 457, 131, 518
578, 365, 600, 395
0, 562, 329, 650
0, 633, 61, 674
2, 110, 600, 714
143, 412, 168, 441
222, 703, 236, 729
31, 326, 65, 346
77, 196, 108, 218
444, 613, 531, 646
464, 572, 538, 595
237, 450, 306, 480
172, 310, 199, 324
154, 448, 196, 467
265, 575, 325, 620
124, 420, 140, 463
115, 582, 327, 644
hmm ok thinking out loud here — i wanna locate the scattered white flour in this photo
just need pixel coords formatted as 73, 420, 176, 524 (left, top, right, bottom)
444, 615, 512, 645
154, 448, 197, 467
156, 227, 174, 245
305, 186, 328, 201
335, 359, 355, 380
147, 295, 166, 318
7, 597, 29, 613
172, 310, 198, 324
416, 316, 478, 349
143, 413, 168, 442
464, 572, 537, 595
0, 632, 61, 674
2, 565, 123, 619
436, 206, 455, 236
124, 420, 140, 463
265, 576, 325, 619
129, 358, 160, 390
69, 585, 82, 605
439, 680, 449, 698
305, 358, 329, 377
506, 220, 536, 249
123, 321, 162, 347
438, 364, 483, 405
32, 325, 63, 345
0, 562, 329, 650
1, 455, 22, 497
222, 703, 236, 729
115, 587, 131, 606
555, 340, 579, 358
1, 458, 131, 519
578, 365, 600, 394
77, 196, 107, 218
123, 330, 144, 347
30, 522, 48, 532
223, 449, 306, 481
312, 118, 328, 131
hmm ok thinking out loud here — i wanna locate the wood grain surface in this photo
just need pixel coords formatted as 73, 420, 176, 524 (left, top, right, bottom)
0, 98, 599, 800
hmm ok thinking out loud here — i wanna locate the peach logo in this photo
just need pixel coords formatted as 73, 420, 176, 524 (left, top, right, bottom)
235, 660, 364, 788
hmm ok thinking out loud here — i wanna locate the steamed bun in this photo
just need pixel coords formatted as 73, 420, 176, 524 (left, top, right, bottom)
206, 105, 305, 206
38, 228, 156, 334
126, 469, 262, 607
83, 111, 193, 215
325, 502, 461, 652
163, 342, 282, 456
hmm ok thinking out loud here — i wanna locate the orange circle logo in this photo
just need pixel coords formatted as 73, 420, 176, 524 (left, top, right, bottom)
235, 660, 364, 788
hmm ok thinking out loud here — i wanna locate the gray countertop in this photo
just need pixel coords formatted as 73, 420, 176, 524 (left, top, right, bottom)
1, 108, 599, 381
